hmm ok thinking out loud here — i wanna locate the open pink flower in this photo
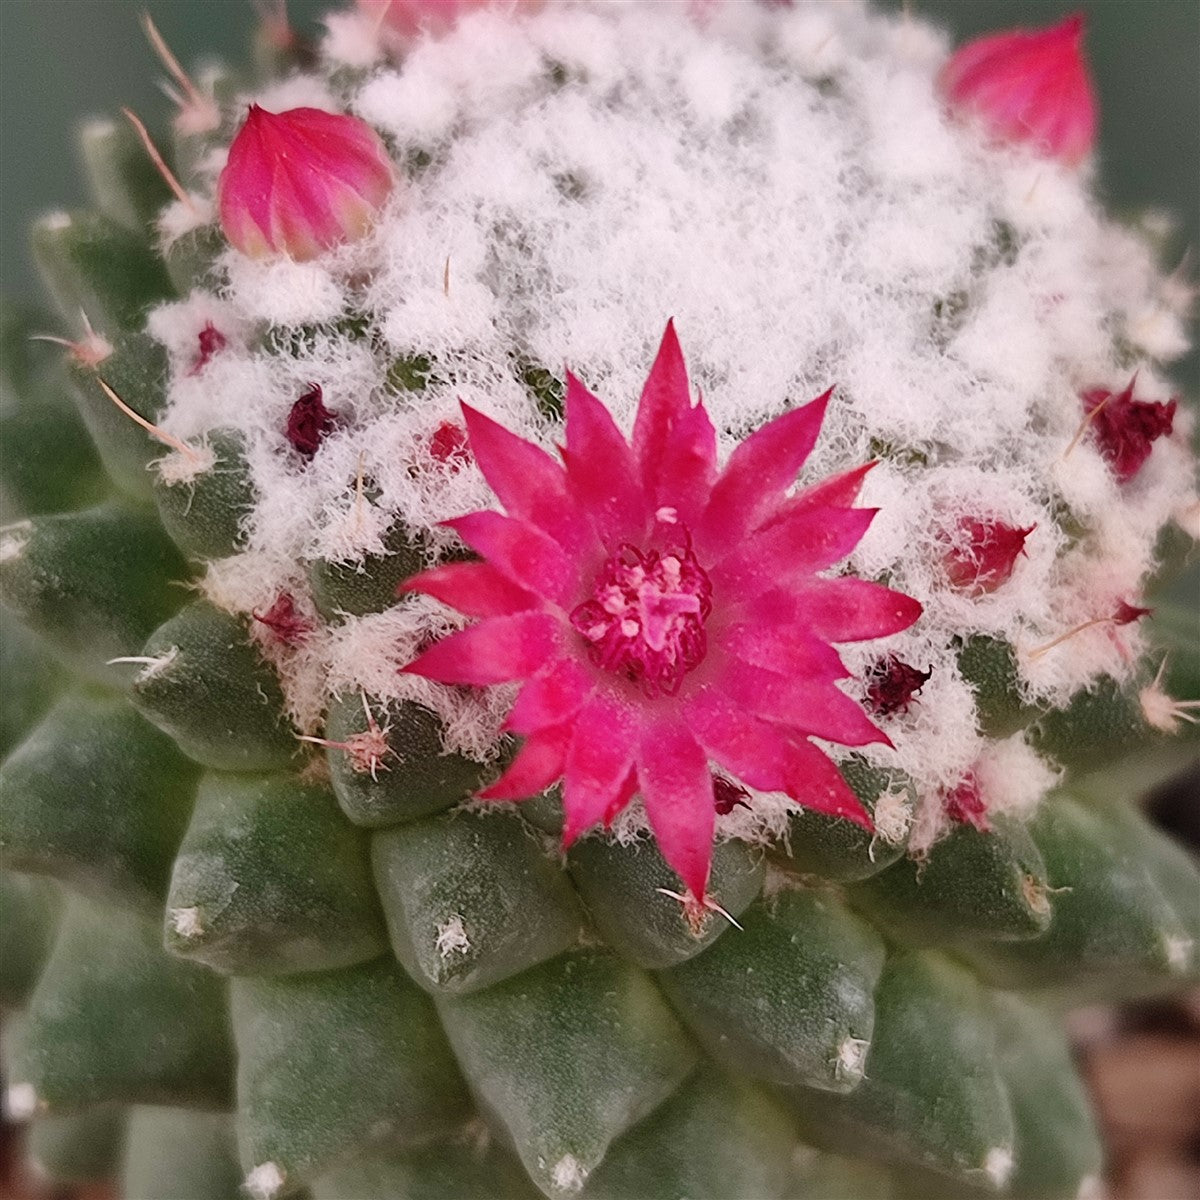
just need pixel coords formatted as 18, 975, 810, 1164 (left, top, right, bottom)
940, 13, 1097, 166
401, 324, 922, 904
218, 105, 393, 261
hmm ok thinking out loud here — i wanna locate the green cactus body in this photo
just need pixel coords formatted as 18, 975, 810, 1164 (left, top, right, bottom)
1, 3, 1197, 1199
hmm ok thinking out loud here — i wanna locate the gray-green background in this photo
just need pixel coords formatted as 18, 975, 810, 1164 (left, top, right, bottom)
1, 0, 1196, 387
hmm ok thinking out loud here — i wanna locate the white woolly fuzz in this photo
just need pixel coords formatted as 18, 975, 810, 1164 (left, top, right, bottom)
435, 913, 471, 959
3, 1083, 38, 1121
973, 735, 1060, 820
0, 521, 31, 563
550, 1153, 589, 1193
244, 1162, 286, 1200
143, 1, 1194, 812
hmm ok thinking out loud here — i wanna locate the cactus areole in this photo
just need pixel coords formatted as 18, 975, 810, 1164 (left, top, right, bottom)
0, 3, 1197, 1200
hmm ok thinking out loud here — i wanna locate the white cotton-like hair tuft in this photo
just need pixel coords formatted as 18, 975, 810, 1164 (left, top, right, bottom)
146, 1, 1194, 805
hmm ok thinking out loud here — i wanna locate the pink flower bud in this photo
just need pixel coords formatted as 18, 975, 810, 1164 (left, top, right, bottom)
218, 105, 394, 261
357, 0, 539, 41
429, 420, 473, 468
942, 518, 1034, 596
1080, 377, 1177, 483
939, 13, 1097, 166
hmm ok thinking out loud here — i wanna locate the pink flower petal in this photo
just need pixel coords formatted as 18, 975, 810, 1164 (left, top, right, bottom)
718, 622, 850, 680
401, 611, 561, 685
700, 388, 832, 552
399, 561, 539, 618
721, 659, 891, 748
561, 692, 640, 847
504, 659, 595, 735
445, 511, 575, 604
747, 580, 923, 643
785, 460, 877, 513
477, 724, 572, 801
686, 689, 871, 829
636, 721, 714, 902
563, 372, 650, 548
631, 321, 718, 522
712, 505, 876, 597
461, 403, 593, 554
653, 400, 719, 528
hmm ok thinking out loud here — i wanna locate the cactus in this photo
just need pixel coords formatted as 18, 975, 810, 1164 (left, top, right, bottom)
1, 3, 1197, 1199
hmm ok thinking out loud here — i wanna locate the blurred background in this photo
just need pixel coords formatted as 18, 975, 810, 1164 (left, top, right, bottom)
0, 2, 1196, 1198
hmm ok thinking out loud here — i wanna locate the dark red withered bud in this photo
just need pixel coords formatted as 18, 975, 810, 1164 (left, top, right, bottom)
943, 518, 1035, 596
1112, 600, 1152, 626
286, 384, 340, 457
712, 774, 751, 816
865, 656, 932, 718
430, 420, 472, 468
1081, 377, 1177, 483
189, 322, 228, 375
944, 772, 989, 831
252, 592, 315, 646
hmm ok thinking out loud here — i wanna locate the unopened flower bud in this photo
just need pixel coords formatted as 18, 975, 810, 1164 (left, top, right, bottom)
940, 13, 1096, 166
218, 105, 394, 261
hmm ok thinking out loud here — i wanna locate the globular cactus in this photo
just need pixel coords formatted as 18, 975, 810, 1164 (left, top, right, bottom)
1, 2, 1197, 1198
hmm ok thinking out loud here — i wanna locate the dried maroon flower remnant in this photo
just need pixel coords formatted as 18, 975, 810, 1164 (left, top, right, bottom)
940, 13, 1096, 166
401, 322, 922, 904
218, 105, 393, 261
943, 518, 1034, 596
712, 775, 751, 816
189, 322, 227, 375
1112, 600, 1152, 626
252, 592, 315, 646
286, 385, 340, 458
865, 656, 932, 718
944, 772, 989, 832
430, 420, 472, 468
1081, 378, 1177, 483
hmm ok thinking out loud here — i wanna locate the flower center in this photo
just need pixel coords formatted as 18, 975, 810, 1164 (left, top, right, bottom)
570, 537, 713, 697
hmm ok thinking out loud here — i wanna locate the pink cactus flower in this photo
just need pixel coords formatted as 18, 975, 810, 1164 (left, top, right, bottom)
942, 517, 1034, 597
1081, 377, 1177, 483
357, 0, 539, 42
401, 323, 922, 905
939, 13, 1097, 166
218, 105, 394, 261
